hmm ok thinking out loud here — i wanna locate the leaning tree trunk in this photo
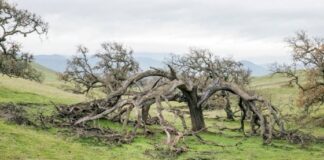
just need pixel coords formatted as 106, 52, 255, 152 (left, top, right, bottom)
142, 105, 151, 124
224, 95, 234, 120
220, 91, 234, 120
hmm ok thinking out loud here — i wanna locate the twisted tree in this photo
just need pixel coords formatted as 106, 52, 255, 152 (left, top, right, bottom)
66, 65, 284, 144
60, 42, 139, 94
60, 45, 286, 146
167, 48, 251, 122
0, 0, 48, 81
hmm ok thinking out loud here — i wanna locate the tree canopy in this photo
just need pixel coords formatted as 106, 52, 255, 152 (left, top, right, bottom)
0, 0, 48, 81
272, 31, 324, 111
60, 42, 139, 94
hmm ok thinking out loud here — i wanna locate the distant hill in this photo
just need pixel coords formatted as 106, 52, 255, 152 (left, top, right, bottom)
34, 54, 270, 76
34, 54, 165, 72
134, 56, 165, 70
34, 55, 68, 72
240, 60, 270, 76
31, 63, 59, 82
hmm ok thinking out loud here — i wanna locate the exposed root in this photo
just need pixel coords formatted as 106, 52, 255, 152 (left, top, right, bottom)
278, 130, 315, 146
0, 104, 35, 126
73, 125, 135, 144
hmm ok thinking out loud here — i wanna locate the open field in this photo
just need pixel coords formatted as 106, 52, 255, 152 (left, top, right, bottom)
0, 64, 323, 160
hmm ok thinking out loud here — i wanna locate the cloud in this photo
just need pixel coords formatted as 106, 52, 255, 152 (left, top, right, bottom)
9, 0, 324, 63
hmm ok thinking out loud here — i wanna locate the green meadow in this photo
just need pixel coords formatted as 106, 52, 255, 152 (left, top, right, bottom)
0, 64, 323, 160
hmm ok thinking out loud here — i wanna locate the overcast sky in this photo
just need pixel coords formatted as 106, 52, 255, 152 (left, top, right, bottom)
10, 0, 324, 64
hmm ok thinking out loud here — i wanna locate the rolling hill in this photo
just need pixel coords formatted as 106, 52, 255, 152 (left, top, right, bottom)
240, 60, 270, 76
0, 63, 323, 160
0, 63, 84, 105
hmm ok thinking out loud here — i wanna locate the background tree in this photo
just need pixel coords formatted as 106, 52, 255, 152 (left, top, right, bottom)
272, 31, 324, 112
0, 0, 48, 81
167, 48, 251, 120
60, 42, 139, 94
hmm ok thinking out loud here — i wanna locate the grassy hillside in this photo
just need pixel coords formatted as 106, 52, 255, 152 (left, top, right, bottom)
0, 63, 85, 105
250, 73, 323, 114
31, 63, 59, 82
250, 74, 299, 111
0, 64, 323, 160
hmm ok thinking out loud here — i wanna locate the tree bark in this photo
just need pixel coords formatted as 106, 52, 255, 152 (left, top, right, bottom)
188, 102, 205, 131
184, 89, 206, 131
224, 95, 234, 120
141, 104, 151, 124
238, 98, 246, 131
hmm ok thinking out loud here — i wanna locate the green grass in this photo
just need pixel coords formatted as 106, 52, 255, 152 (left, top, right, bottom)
0, 120, 152, 160
0, 64, 85, 105
181, 133, 323, 160
0, 86, 51, 104
31, 63, 59, 82
0, 64, 323, 160
1, 119, 323, 160
0, 76, 85, 105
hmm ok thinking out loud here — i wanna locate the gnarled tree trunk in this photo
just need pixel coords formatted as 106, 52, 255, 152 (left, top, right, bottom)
223, 91, 234, 120
188, 102, 205, 131
183, 88, 205, 131
142, 105, 151, 124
